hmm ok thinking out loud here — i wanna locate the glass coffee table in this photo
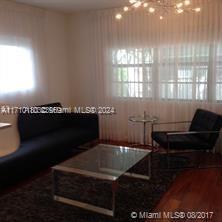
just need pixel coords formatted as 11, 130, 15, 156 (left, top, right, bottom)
52, 144, 151, 217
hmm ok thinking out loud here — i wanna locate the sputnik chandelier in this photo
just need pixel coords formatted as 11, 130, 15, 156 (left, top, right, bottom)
115, 0, 201, 20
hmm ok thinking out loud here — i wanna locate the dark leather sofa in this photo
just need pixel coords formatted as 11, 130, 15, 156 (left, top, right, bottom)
0, 103, 99, 188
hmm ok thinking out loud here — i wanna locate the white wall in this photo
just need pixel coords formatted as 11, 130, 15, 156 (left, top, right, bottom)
45, 10, 71, 106
0, 1, 72, 156
0, 0, 71, 107
68, 13, 96, 107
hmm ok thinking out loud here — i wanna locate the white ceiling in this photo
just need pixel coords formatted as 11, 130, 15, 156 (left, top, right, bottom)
13, 0, 127, 12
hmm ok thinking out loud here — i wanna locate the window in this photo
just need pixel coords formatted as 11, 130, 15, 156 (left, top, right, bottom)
159, 45, 209, 100
216, 44, 222, 101
0, 45, 34, 94
112, 44, 220, 102
112, 48, 153, 98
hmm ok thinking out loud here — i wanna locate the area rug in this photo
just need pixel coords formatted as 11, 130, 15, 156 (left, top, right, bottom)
0, 154, 187, 222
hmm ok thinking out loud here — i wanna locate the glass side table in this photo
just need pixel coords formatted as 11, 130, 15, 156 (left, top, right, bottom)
0, 123, 12, 157
0, 123, 11, 129
129, 111, 158, 146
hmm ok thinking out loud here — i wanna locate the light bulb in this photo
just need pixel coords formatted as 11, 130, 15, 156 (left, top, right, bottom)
123, 6, 129, 11
195, 7, 201, 12
177, 8, 184, 14
149, 7, 155, 13
129, 0, 137, 4
176, 2, 183, 8
143, 2, 148, 8
115, 13, 122, 20
133, 1, 142, 8
184, 0, 190, 6
160, 16, 163, 20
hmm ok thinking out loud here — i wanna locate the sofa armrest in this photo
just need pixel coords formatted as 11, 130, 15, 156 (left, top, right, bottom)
151, 121, 191, 135
167, 130, 221, 136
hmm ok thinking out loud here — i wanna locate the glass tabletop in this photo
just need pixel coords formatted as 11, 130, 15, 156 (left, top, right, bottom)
53, 144, 151, 181
129, 115, 158, 123
0, 123, 12, 129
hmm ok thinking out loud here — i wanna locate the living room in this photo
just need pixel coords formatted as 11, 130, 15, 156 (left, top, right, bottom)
0, 0, 222, 221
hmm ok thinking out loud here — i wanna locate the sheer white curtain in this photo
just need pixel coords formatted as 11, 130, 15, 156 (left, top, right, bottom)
72, 1, 222, 151
0, 0, 49, 105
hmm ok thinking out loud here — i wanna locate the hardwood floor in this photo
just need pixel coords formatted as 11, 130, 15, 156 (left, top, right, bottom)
151, 168, 222, 222
102, 140, 222, 222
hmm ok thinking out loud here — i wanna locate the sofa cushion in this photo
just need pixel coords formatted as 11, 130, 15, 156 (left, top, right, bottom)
0, 126, 97, 178
19, 126, 98, 152
18, 103, 66, 141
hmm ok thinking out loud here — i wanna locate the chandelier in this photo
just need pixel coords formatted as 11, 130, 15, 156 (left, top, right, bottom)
115, 0, 201, 20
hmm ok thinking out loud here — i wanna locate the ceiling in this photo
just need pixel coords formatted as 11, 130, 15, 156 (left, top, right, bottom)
13, 0, 127, 12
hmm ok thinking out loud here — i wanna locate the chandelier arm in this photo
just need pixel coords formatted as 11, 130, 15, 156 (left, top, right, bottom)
115, 0, 201, 20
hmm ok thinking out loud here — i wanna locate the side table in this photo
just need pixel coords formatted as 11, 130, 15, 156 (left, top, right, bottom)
0, 123, 11, 129
129, 111, 158, 147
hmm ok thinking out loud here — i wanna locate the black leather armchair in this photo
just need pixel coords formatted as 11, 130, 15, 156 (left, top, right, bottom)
151, 109, 222, 164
